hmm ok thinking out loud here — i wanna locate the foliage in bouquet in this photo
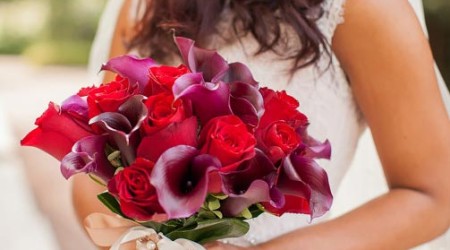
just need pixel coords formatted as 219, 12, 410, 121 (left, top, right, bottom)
21, 36, 332, 244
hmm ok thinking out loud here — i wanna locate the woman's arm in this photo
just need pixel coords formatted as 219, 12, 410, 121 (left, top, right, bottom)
209, 0, 450, 249
259, 0, 450, 249
72, 0, 134, 225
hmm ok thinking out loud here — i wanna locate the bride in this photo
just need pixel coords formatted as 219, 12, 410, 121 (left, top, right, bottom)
74, 0, 450, 249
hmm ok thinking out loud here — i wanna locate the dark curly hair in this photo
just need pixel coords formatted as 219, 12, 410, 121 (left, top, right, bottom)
128, 0, 328, 73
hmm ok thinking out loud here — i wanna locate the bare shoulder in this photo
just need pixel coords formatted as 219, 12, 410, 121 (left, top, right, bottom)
330, 0, 450, 196
332, 0, 431, 73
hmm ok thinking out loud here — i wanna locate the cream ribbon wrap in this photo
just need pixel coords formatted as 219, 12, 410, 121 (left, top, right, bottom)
84, 213, 206, 250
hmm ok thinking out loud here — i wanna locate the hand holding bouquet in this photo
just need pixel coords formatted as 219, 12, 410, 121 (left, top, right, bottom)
21, 37, 332, 249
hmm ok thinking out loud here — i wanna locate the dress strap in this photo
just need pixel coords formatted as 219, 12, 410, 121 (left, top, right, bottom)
88, 0, 125, 83
320, 0, 347, 44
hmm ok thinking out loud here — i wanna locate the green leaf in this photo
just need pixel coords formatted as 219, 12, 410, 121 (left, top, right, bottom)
88, 174, 106, 187
107, 150, 123, 168
139, 220, 164, 232
212, 210, 223, 219
97, 192, 127, 218
239, 208, 252, 220
139, 220, 182, 235
197, 210, 219, 220
165, 218, 249, 244
248, 203, 265, 218
207, 199, 221, 211
211, 194, 228, 200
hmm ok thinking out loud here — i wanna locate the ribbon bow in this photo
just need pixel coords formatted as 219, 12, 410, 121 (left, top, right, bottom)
84, 213, 205, 250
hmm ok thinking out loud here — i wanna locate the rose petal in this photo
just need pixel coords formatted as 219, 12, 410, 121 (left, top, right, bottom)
21, 102, 94, 160
101, 55, 157, 92
262, 195, 310, 216
60, 135, 115, 182
150, 146, 221, 219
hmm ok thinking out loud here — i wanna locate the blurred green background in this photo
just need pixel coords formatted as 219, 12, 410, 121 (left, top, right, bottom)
425, 0, 450, 86
0, 0, 448, 86
0, 0, 105, 64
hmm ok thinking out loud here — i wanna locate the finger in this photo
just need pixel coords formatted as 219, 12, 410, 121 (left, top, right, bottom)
203, 241, 225, 249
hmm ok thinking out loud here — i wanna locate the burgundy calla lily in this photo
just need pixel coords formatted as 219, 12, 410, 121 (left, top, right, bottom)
90, 95, 148, 165
173, 73, 232, 125
60, 135, 115, 182
174, 36, 229, 83
297, 127, 332, 159
275, 142, 333, 219
174, 36, 265, 128
229, 82, 265, 128
150, 145, 221, 219
223, 62, 259, 87
61, 95, 89, 122
220, 150, 283, 216
101, 55, 157, 92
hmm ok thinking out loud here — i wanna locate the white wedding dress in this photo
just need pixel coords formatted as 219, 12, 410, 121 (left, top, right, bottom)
88, 0, 449, 248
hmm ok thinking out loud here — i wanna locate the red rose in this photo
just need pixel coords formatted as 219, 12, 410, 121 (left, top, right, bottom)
78, 75, 137, 118
141, 93, 186, 136
21, 102, 94, 160
108, 158, 164, 221
259, 87, 308, 130
258, 121, 301, 163
144, 64, 189, 95
199, 115, 256, 172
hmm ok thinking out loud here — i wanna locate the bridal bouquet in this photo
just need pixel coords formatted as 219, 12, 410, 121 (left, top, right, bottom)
21, 36, 332, 249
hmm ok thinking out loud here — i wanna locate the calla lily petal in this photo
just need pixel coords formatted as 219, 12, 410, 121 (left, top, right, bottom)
229, 81, 265, 128
173, 73, 232, 125
221, 180, 271, 217
296, 126, 332, 159
174, 36, 229, 82
277, 146, 333, 219
219, 150, 280, 216
60, 135, 115, 182
224, 62, 258, 87
305, 139, 331, 159
221, 180, 284, 217
150, 146, 221, 219
229, 97, 259, 129
137, 117, 199, 162
90, 95, 148, 165
230, 82, 264, 117
221, 150, 277, 194
101, 55, 157, 92
61, 95, 89, 122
